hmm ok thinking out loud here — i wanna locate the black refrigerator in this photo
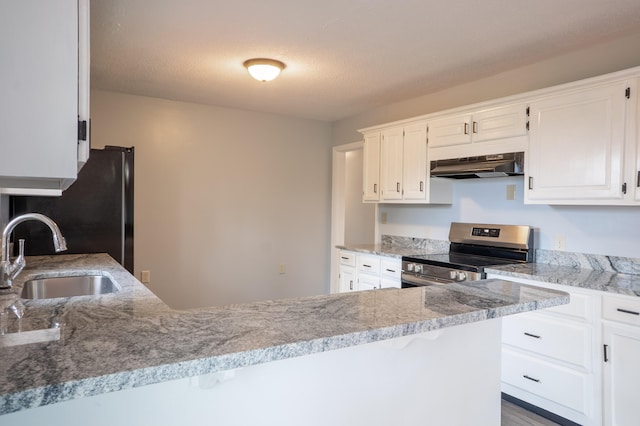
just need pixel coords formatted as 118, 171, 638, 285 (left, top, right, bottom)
10, 146, 134, 273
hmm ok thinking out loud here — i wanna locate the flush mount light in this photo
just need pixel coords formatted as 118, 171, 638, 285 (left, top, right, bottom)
243, 58, 286, 82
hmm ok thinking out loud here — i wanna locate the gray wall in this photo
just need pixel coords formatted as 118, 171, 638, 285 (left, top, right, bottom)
91, 90, 333, 309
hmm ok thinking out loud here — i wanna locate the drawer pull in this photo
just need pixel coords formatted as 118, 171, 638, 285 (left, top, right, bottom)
523, 375, 540, 383
616, 308, 640, 316
385, 268, 396, 273
604, 344, 609, 363
341, 256, 349, 260
363, 264, 371, 268
524, 332, 541, 339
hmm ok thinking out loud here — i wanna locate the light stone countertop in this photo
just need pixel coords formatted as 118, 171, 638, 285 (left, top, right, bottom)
336, 242, 447, 258
485, 263, 640, 297
0, 253, 568, 416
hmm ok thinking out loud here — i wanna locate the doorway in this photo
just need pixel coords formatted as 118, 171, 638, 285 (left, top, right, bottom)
330, 142, 376, 293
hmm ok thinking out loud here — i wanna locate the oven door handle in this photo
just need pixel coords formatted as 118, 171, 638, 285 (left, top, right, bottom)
401, 273, 455, 287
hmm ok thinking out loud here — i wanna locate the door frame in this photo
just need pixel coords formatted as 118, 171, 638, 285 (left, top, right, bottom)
330, 141, 379, 293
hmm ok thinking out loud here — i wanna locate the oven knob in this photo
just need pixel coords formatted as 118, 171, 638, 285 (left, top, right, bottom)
449, 271, 457, 280
407, 263, 414, 272
456, 272, 467, 282
414, 264, 422, 274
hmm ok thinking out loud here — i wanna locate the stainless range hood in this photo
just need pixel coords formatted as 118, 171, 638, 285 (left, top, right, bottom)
430, 152, 524, 179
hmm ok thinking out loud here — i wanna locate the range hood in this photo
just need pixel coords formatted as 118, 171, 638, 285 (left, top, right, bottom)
430, 152, 524, 179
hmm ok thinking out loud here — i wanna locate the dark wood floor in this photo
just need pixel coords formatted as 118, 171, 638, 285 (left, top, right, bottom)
501, 399, 560, 425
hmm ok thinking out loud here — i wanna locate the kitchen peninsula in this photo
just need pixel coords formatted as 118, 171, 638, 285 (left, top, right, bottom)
0, 254, 568, 425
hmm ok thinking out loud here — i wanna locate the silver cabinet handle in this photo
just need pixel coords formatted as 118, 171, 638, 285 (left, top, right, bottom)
349, 280, 353, 291
523, 375, 540, 383
464, 122, 469, 135
374, 183, 377, 194
396, 182, 400, 192
420, 181, 424, 192
528, 176, 534, 190
524, 332, 541, 339
472, 121, 478, 133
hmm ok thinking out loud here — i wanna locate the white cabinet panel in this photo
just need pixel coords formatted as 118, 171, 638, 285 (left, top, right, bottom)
602, 321, 640, 426
402, 123, 428, 201
503, 313, 591, 369
0, 0, 89, 194
428, 113, 472, 148
337, 251, 400, 292
363, 132, 381, 202
380, 127, 404, 201
526, 80, 630, 204
503, 349, 590, 417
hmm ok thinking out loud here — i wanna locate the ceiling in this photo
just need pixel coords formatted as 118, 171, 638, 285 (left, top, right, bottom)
91, 0, 640, 122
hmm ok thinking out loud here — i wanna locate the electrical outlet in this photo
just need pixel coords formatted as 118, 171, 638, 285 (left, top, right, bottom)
141, 270, 151, 283
554, 235, 566, 251
279, 264, 286, 274
380, 212, 388, 224
506, 184, 516, 201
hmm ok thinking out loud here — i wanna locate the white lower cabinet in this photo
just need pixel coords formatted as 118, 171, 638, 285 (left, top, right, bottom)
602, 295, 640, 426
490, 274, 601, 425
337, 250, 401, 292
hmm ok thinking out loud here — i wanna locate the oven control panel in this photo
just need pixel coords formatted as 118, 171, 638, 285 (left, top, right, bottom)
471, 227, 500, 238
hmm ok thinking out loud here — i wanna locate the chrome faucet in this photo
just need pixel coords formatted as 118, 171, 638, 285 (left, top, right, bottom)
0, 213, 67, 290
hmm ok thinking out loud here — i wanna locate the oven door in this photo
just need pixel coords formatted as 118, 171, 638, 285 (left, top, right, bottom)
401, 272, 456, 288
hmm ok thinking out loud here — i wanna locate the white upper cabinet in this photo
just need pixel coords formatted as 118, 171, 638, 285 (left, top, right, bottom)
380, 126, 405, 201
365, 122, 451, 204
428, 103, 528, 160
402, 123, 429, 201
362, 132, 381, 202
0, 0, 89, 196
526, 78, 636, 205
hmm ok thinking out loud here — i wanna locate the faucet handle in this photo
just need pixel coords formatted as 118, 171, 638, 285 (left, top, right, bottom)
10, 239, 26, 280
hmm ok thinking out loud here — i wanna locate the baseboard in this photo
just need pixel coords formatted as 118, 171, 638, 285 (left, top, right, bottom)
501, 392, 581, 426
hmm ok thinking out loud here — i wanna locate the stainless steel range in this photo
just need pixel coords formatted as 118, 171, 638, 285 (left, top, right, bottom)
401, 222, 533, 288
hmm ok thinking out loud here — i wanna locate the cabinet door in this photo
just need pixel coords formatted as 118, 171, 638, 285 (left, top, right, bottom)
357, 273, 380, 291
428, 113, 472, 148
526, 81, 628, 203
0, 0, 79, 192
473, 104, 527, 142
402, 123, 428, 201
362, 132, 381, 202
338, 266, 356, 293
602, 322, 640, 426
380, 127, 404, 201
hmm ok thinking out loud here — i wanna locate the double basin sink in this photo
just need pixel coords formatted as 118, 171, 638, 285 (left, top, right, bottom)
20, 275, 119, 300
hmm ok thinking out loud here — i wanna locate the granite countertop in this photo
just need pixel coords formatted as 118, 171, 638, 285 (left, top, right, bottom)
336, 243, 445, 258
0, 253, 568, 416
486, 263, 640, 297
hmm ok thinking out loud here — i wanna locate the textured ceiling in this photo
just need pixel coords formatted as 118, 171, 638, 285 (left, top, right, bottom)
91, 0, 640, 122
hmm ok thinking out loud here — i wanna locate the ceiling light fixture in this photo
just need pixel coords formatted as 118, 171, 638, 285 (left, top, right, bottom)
243, 58, 286, 82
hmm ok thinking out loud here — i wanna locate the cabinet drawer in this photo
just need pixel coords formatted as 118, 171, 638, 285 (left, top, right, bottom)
338, 251, 356, 267
502, 349, 588, 415
603, 295, 640, 326
357, 255, 381, 275
503, 314, 591, 369
543, 291, 593, 322
380, 258, 401, 279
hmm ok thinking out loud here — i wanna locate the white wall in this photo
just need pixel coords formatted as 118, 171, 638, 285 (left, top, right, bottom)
332, 33, 640, 259
344, 149, 375, 245
91, 90, 332, 309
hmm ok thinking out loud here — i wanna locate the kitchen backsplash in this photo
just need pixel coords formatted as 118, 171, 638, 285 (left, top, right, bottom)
382, 235, 640, 276
381, 235, 449, 252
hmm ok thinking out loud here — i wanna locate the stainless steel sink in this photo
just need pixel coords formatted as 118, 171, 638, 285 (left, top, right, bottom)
21, 275, 119, 299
